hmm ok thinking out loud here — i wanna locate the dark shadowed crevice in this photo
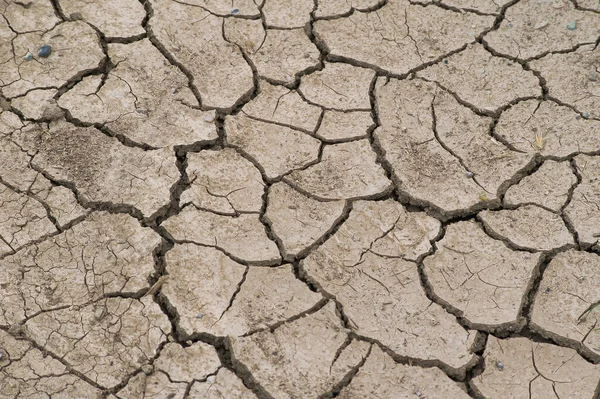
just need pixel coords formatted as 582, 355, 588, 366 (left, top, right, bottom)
319, 343, 373, 399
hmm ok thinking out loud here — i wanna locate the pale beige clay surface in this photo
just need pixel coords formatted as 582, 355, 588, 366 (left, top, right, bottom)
1, 0, 600, 398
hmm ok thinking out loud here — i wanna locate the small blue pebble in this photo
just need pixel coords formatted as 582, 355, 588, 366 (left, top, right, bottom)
37, 45, 52, 58
23, 52, 33, 61
443, 59, 449, 64
545, 287, 550, 294
583, 112, 590, 119
496, 361, 504, 371
231, 8, 239, 14
567, 21, 577, 30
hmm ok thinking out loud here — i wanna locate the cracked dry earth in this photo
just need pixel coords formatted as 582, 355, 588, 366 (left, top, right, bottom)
2, 1, 600, 399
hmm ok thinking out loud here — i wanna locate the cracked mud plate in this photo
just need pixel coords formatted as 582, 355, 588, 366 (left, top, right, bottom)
2, 0, 600, 397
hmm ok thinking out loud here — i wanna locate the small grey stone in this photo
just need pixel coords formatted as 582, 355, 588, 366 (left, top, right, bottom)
141, 364, 154, 375
37, 45, 52, 58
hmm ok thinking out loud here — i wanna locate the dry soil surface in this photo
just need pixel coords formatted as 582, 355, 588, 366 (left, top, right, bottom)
1, 0, 600, 398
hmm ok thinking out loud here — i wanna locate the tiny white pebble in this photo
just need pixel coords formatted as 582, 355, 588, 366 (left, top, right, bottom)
203, 114, 215, 123
207, 375, 216, 384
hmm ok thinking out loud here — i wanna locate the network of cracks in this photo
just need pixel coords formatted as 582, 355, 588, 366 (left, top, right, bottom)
1, 0, 600, 397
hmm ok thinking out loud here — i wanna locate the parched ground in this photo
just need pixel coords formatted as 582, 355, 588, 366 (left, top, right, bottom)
1, 0, 600, 398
